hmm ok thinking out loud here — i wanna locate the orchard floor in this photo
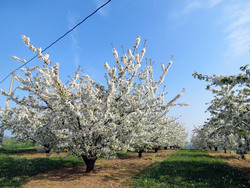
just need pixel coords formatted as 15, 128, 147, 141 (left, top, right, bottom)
21, 150, 176, 188
208, 150, 250, 178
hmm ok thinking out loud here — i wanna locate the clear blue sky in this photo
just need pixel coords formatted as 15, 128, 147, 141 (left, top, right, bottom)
0, 0, 250, 139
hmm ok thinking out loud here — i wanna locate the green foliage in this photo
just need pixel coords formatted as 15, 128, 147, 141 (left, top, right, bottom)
240, 64, 249, 73
192, 71, 212, 82
132, 149, 249, 188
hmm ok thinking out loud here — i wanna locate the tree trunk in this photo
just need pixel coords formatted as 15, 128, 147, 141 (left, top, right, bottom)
223, 148, 226, 153
209, 146, 212, 150
214, 147, 218, 151
241, 154, 245, 160
154, 146, 160, 153
43, 144, 51, 154
81, 155, 97, 173
0, 126, 4, 150
138, 150, 143, 158
45, 148, 51, 154
164, 146, 168, 150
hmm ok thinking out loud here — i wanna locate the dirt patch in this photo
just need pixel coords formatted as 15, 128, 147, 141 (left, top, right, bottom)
23, 149, 176, 188
208, 150, 250, 178
10, 151, 68, 158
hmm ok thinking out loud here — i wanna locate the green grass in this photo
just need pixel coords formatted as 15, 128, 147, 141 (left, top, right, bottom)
132, 149, 249, 188
1, 139, 249, 187
116, 151, 136, 158
2, 137, 37, 149
0, 153, 82, 187
1, 137, 38, 155
0, 138, 83, 187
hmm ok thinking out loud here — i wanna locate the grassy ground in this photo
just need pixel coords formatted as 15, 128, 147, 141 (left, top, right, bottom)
23, 150, 176, 188
0, 154, 82, 187
132, 149, 249, 188
0, 138, 176, 188
1, 138, 249, 187
208, 150, 250, 179
1, 137, 38, 154
0, 138, 82, 187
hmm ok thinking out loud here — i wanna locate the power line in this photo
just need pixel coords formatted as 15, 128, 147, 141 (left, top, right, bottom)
0, 0, 111, 85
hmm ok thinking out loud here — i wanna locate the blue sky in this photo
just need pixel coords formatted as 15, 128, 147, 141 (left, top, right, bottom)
0, 0, 250, 139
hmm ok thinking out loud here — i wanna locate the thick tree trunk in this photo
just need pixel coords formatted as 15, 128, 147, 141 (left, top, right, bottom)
164, 146, 168, 150
209, 146, 212, 150
138, 150, 143, 158
214, 147, 218, 151
81, 155, 97, 173
223, 148, 227, 153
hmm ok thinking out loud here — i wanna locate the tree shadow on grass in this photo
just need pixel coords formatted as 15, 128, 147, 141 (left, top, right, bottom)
0, 154, 81, 187
214, 154, 240, 160
172, 149, 216, 158
133, 150, 249, 188
0, 148, 38, 155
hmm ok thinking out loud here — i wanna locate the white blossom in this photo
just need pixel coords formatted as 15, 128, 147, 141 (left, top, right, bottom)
0, 35, 188, 173
22, 34, 30, 46
29, 45, 36, 53
12, 56, 20, 61
134, 36, 141, 49
21, 59, 26, 63
112, 49, 119, 63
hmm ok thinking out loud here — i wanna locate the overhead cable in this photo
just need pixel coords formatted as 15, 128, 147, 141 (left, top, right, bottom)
0, 0, 111, 85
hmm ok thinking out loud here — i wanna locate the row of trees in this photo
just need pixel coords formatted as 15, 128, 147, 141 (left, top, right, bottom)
0, 35, 188, 172
191, 65, 250, 159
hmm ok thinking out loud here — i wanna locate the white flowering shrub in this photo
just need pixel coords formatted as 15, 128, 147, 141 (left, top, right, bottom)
0, 35, 188, 172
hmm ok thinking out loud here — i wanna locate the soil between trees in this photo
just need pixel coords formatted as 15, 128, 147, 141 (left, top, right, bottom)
22, 150, 176, 188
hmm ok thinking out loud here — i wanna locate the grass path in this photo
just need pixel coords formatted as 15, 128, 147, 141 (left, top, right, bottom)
132, 149, 249, 187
